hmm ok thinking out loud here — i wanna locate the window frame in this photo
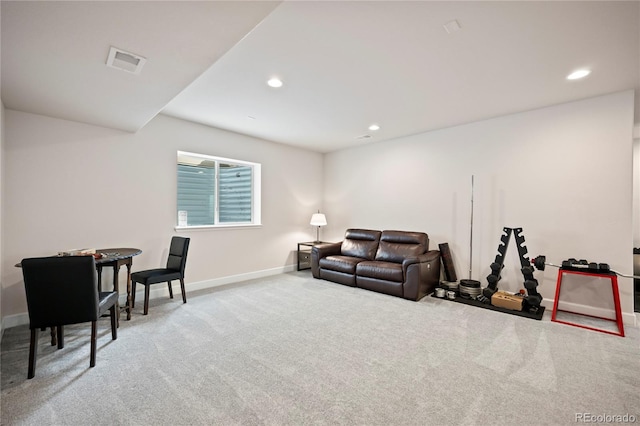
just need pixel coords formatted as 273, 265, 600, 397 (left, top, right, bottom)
175, 150, 262, 230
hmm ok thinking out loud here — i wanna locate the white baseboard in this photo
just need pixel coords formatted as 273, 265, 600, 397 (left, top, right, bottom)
139, 264, 296, 302
2, 312, 29, 331
1, 264, 297, 331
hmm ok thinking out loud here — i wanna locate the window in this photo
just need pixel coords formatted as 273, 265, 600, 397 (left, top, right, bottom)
177, 151, 261, 228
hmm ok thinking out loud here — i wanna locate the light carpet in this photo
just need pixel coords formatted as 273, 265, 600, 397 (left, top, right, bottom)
2, 272, 639, 425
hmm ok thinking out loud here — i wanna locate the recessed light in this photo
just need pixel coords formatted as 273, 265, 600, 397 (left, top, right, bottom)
567, 69, 591, 80
267, 77, 283, 88
368, 124, 380, 131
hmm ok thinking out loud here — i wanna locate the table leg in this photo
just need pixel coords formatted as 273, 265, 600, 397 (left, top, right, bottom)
113, 264, 121, 327
126, 261, 132, 320
96, 264, 103, 292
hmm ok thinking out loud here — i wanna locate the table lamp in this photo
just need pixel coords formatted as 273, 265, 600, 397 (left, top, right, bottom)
310, 211, 327, 243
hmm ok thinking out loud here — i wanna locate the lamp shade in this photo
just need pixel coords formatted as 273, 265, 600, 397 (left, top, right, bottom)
310, 213, 327, 227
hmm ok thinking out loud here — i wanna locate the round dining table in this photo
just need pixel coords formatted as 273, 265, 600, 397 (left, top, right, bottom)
95, 248, 142, 321
15, 247, 142, 345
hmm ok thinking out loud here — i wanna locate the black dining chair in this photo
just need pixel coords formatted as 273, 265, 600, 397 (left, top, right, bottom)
131, 236, 190, 315
21, 255, 118, 379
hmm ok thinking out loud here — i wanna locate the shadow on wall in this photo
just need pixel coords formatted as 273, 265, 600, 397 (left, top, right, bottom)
1, 279, 27, 325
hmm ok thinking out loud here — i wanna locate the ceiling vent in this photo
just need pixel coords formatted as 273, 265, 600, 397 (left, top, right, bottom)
106, 46, 146, 75
356, 134, 372, 140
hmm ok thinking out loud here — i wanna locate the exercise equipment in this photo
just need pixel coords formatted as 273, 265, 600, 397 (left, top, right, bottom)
483, 227, 513, 299
552, 267, 625, 337
430, 227, 545, 320
530, 254, 639, 337
531, 255, 640, 279
440, 280, 459, 292
459, 279, 481, 299
461, 176, 483, 292
482, 227, 542, 313
439, 242, 458, 282
468, 176, 475, 280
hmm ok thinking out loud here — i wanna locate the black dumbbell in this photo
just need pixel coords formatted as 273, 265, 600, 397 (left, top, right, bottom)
489, 262, 503, 274
531, 255, 546, 271
521, 265, 535, 275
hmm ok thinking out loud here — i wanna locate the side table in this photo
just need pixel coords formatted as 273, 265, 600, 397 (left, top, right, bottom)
297, 241, 327, 271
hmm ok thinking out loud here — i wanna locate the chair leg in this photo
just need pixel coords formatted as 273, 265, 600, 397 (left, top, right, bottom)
180, 278, 187, 304
50, 327, 57, 346
131, 281, 136, 308
110, 306, 118, 340
28, 328, 39, 379
90, 321, 97, 368
144, 285, 150, 315
167, 281, 174, 299
57, 325, 64, 349
115, 300, 120, 329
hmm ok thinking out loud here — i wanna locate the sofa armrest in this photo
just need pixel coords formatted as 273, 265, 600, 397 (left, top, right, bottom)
402, 250, 440, 270
311, 242, 342, 278
402, 250, 441, 301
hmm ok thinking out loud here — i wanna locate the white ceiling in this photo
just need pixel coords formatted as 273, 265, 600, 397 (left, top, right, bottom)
2, 1, 639, 153
1, 1, 280, 132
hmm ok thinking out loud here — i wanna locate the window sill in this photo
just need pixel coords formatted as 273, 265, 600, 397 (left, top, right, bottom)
174, 223, 262, 231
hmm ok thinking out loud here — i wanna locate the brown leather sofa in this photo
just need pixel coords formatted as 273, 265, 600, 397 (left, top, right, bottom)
311, 229, 440, 301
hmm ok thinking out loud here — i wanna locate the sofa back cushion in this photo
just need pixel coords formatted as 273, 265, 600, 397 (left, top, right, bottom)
341, 229, 382, 260
375, 230, 429, 263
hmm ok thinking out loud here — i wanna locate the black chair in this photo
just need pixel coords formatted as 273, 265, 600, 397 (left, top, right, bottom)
21, 256, 118, 379
131, 237, 190, 315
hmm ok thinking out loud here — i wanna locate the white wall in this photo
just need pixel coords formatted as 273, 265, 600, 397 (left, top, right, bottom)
2, 91, 636, 327
2, 111, 323, 324
633, 124, 640, 248
0, 101, 4, 335
324, 91, 636, 324
0, 0, 3, 337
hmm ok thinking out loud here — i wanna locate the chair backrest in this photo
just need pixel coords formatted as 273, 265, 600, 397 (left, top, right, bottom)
341, 229, 382, 260
21, 256, 99, 329
375, 230, 429, 263
166, 236, 190, 275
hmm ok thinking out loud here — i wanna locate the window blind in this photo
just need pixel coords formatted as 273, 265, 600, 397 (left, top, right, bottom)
177, 164, 215, 226
219, 164, 252, 223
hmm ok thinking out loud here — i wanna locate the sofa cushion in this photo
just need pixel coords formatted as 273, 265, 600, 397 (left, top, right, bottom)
341, 229, 382, 260
356, 276, 404, 297
319, 255, 363, 274
320, 269, 356, 287
375, 230, 428, 263
356, 260, 404, 282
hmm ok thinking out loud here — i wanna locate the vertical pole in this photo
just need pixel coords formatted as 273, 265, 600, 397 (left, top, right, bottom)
469, 175, 474, 280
